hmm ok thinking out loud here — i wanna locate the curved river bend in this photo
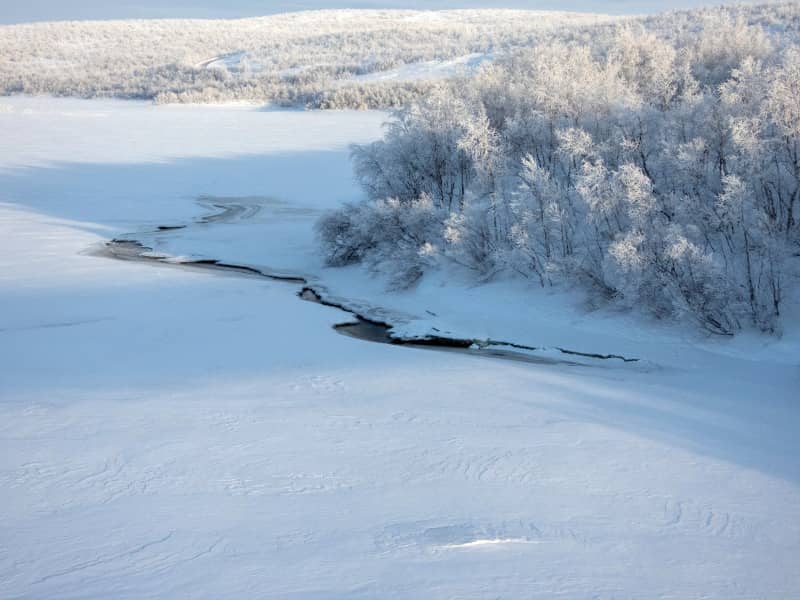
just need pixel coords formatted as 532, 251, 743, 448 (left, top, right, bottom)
96, 199, 640, 368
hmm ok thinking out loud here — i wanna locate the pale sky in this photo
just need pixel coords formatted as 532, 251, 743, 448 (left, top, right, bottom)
0, 0, 761, 24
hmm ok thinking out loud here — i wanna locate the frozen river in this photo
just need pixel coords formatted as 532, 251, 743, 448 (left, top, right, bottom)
1, 97, 799, 599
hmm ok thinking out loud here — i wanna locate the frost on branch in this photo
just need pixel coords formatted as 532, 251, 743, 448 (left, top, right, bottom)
319, 7, 800, 334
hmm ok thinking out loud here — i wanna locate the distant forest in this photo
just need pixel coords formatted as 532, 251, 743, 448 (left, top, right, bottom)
2, 5, 796, 110
0, 10, 616, 108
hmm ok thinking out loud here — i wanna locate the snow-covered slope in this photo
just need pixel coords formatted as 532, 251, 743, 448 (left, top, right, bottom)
344, 52, 493, 84
0, 9, 619, 106
1, 97, 799, 598
3, 4, 798, 108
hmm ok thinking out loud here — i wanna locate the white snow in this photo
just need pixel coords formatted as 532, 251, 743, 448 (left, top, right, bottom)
441, 538, 535, 549
1, 96, 799, 599
344, 52, 494, 84
197, 51, 263, 74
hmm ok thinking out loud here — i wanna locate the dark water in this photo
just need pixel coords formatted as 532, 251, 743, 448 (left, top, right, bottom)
95, 198, 638, 368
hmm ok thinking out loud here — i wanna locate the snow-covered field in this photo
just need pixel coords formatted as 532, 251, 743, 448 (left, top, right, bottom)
1, 97, 799, 598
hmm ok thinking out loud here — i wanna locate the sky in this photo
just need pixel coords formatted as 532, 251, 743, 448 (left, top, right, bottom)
0, 0, 761, 24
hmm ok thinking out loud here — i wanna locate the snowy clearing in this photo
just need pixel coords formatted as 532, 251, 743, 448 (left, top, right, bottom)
1, 97, 799, 598
341, 52, 494, 85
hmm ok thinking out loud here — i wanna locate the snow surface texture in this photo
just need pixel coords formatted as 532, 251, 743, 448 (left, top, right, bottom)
1, 97, 800, 598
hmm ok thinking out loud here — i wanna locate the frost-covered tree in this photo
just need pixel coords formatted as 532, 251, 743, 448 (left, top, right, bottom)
319, 4, 800, 334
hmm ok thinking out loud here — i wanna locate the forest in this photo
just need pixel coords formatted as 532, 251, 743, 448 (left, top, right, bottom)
1, 4, 797, 109
0, 10, 614, 107
319, 4, 800, 334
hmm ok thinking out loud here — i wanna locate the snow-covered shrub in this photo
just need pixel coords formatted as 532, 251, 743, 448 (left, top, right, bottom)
318, 194, 444, 288
316, 202, 376, 267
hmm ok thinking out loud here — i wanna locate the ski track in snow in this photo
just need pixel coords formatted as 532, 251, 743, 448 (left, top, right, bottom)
0, 97, 799, 599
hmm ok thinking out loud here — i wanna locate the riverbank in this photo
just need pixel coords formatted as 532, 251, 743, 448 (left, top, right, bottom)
2, 97, 798, 599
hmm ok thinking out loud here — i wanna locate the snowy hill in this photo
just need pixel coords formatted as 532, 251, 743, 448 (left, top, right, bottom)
0, 10, 619, 107
2, 4, 796, 108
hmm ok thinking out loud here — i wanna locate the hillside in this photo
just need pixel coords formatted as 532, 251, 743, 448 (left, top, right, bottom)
1, 4, 796, 108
